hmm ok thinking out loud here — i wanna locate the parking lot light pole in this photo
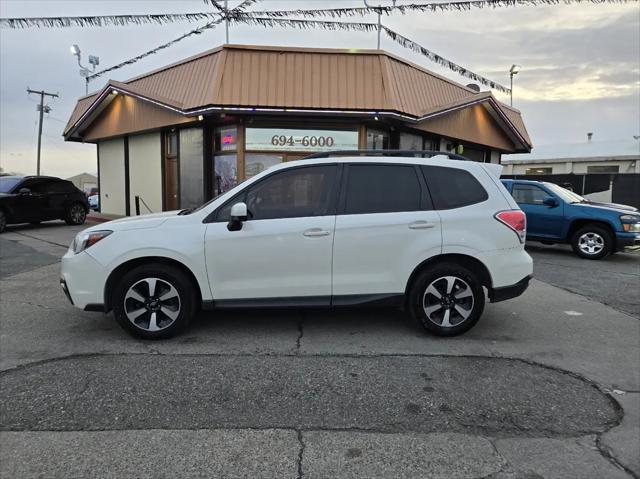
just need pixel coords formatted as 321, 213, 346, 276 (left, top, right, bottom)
509, 64, 521, 106
70, 44, 100, 95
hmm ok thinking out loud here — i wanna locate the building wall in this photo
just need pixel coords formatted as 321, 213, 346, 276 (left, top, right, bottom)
502, 159, 638, 175
128, 132, 163, 214
98, 138, 126, 215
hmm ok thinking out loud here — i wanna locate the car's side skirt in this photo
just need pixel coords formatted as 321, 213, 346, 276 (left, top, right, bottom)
202, 293, 404, 310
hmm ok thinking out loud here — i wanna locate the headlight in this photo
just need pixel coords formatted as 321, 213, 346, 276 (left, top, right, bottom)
620, 215, 640, 233
71, 230, 112, 254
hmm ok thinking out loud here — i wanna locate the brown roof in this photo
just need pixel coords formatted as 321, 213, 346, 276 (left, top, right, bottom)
65, 44, 530, 150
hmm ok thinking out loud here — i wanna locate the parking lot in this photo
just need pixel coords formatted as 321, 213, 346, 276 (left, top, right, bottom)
1, 221, 638, 479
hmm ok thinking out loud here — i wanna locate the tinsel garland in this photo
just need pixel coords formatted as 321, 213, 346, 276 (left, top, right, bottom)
230, 16, 510, 93
87, 18, 224, 81
244, 0, 638, 19
0, 12, 221, 29
3, 0, 637, 29
381, 26, 510, 93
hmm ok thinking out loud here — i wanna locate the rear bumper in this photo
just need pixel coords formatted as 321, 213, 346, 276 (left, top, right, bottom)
616, 233, 640, 252
489, 275, 531, 303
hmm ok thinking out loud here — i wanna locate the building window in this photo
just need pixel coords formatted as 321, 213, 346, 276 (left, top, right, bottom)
245, 127, 358, 152
245, 154, 284, 179
399, 132, 423, 151
587, 165, 619, 173
179, 128, 204, 209
366, 129, 389, 150
525, 167, 553, 175
213, 126, 239, 196
215, 125, 238, 152
166, 131, 178, 157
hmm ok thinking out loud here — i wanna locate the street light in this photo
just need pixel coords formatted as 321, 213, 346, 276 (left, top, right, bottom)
70, 44, 99, 95
509, 64, 521, 107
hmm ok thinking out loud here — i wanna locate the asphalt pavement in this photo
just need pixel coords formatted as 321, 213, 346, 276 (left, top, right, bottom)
0, 221, 638, 479
526, 242, 640, 318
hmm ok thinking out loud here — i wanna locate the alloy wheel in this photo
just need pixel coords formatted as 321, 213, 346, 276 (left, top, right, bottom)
124, 277, 181, 332
70, 204, 86, 224
578, 232, 604, 256
422, 276, 475, 328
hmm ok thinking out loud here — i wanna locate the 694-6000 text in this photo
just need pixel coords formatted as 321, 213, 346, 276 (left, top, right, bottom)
271, 135, 335, 148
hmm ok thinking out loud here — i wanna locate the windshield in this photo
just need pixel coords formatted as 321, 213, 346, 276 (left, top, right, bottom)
544, 182, 585, 203
0, 177, 22, 193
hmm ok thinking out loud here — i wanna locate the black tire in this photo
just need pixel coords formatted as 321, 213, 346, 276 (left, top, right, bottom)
409, 262, 485, 337
30, 221, 41, 225
65, 202, 87, 225
112, 264, 197, 339
0, 210, 6, 233
570, 224, 612, 260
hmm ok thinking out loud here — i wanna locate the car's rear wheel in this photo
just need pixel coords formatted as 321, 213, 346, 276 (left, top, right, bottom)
409, 263, 485, 336
112, 264, 196, 339
0, 210, 6, 233
65, 202, 87, 225
571, 224, 612, 260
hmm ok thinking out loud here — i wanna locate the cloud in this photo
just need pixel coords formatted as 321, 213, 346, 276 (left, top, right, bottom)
0, 0, 639, 176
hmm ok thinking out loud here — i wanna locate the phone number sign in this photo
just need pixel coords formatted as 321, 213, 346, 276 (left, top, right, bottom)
245, 128, 358, 152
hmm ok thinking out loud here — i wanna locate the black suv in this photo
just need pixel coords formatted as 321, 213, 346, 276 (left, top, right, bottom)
0, 176, 89, 233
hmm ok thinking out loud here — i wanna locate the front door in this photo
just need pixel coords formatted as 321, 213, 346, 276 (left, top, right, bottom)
164, 157, 179, 210
511, 183, 564, 238
204, 164, 338, 301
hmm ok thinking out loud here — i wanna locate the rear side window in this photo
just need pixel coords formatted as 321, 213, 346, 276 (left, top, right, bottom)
511, 184, 547, 205
421, 165, 488, 210
343, 164, 422, 214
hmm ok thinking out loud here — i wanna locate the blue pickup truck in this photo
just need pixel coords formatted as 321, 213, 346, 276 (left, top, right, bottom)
501, 179, 640, 259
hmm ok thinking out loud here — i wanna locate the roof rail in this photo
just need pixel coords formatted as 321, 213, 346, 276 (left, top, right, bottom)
302, 149, 471, 161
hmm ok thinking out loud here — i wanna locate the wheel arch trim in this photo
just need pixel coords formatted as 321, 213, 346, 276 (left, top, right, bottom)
404, 253, 493, 298
103, 256, 205, 312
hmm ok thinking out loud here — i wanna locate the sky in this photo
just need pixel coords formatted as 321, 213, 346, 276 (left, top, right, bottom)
0, 0, 639, 178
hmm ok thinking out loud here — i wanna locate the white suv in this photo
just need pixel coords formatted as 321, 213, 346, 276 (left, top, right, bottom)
61, 155, 532, 339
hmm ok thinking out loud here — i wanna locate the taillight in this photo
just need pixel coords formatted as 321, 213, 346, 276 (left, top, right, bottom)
495, 210, 526, 243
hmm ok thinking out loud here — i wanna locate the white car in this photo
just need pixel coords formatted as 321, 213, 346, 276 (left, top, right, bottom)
88, 194, 99, 211
61, 155, 532, 339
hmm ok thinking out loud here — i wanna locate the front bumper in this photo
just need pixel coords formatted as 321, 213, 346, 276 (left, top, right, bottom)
489, 275, 531, 303
60, 249, 107, 310
616, 232, 640, 252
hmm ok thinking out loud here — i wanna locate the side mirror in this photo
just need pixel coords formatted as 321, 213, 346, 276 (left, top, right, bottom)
227, 202, 248, 231
543, 196, 559, 207
18, 187, 31, 195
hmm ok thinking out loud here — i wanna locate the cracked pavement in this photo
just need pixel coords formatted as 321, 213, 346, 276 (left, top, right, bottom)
0, 222, 639, 478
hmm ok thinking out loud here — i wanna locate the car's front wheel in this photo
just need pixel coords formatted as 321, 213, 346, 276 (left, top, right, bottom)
570, 224, 612, 260
0, 210, 6, 233
65, 203, 87, 225
112, 264, 197, 339
409, 263, 485, 336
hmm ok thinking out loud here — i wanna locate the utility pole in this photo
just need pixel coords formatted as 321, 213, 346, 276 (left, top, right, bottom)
27, 88, 58, 176
225, 0, 229, 43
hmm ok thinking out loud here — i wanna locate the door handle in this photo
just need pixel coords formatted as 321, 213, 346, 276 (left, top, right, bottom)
408, 221, 436, 230
303, 228, 331, 237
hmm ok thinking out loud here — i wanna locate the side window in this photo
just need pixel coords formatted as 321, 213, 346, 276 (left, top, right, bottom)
25, 180, 50, 194
46, 181, 77, 193
343, 164, 422, 215
512, 185, 548, 205
421, 166, 488, 210
217, 165, 337, 221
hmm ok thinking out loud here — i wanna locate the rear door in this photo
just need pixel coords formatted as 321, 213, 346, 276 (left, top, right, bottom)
511, 183, 564, 239
332, 163, 441, 297
12, 179, 49, 222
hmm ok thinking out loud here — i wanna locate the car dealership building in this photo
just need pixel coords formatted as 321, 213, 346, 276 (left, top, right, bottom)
64, 44, 532, 216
